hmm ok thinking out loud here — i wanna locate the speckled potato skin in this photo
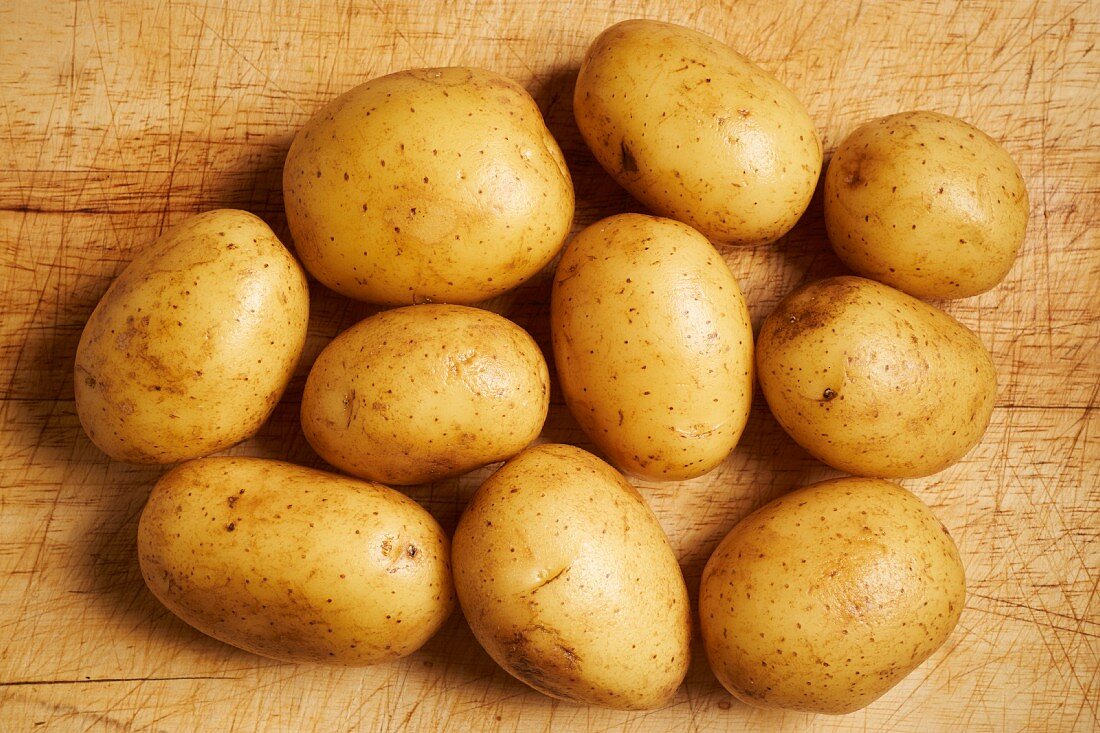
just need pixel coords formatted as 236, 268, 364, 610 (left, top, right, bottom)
551, 214, 753, 480
825, 111, 1029, 299
137, 457, 455, 665
699, 477, 966, 714
74, 210, 309, 464
301, 304, 549, 486
452, 444, 691, 710
757, 276, 996, 478
574, 20, 823, 246
283, 67, 574, 305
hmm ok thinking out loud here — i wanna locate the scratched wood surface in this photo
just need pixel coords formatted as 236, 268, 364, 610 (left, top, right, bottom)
1, 0, 1097, 731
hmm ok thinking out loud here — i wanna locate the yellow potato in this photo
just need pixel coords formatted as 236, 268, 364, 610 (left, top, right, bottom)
284, 67, 574, 305
138, 457, 454, 665
825, 111, 1029, 299
757, 276, 996, 477
700, 477, 965, 714
574, 19, 822, 246
452, 444, 690, 710
301, 304, 549, 485
75, 210, 309, 464
551, 214, 753, 480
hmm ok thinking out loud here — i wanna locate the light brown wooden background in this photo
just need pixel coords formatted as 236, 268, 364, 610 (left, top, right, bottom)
1, 1, 1096, 731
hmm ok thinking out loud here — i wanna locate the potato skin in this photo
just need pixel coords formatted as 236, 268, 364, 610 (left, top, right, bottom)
283, 67, 574, 305
825, 111, 1029, 299
452, 444, 690, 710
757, 277, 996, 477
301, 304, 549, 486
700, 477, 965, 714
574, 20, 822, 246
74, 210, 309, 464
137, 457, 454, 665
551, 214, 753, 480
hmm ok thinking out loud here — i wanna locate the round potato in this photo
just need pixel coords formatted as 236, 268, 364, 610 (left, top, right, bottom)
551, 214, 753, 480
574, 19, 822, 246
825, 110, 1029, 299
138, 457, 454, 665
283, 67, 574, 305
700, 477, 966, 714
452, 444, 690, 710
757, 276, 996, 477
301, 304, 549, 485
75, 210, 309, 464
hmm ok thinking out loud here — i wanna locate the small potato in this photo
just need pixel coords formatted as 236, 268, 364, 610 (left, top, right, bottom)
138, 457, 454, 665
75, 210, 309, 464
700, 477, 966, 714
757, 276, 996, 477
284, 67, 574, 305
825, 110, 1029, 298
301, 304, 549, 485
452, 444, 690, 710
574, 20, 822, 246
551, 214, 753, 480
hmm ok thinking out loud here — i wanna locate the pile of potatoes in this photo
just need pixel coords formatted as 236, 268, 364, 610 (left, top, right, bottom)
75, 19, 1027, 715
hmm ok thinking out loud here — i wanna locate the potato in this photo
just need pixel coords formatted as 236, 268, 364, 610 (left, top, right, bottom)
574, 19, 822, 246
452, 444, 690, 709
700, 477, 966, 714
301, 304, 549, 485
825, 111, 1029, 299
283, 67, 574, 305
551, 214, 753, 480
757, 276, 996, 477
138, 457, 454, 665
75, 210, 308, 464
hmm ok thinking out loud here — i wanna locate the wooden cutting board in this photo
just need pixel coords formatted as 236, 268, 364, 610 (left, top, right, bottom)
1, 1, 1096, 730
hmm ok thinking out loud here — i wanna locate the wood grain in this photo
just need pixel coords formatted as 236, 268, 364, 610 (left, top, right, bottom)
1, 1, 1097, 731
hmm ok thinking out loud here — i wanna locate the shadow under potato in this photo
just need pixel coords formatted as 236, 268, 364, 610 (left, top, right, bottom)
196, 131, 296, 243
531, 66, 644, 231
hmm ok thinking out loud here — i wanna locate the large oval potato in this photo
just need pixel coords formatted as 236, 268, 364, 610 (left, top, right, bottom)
452, 444, 690, 710
574, 19, 822, 246
700, 477, 965, 713
138, 457, 454, 665
301, 304, 549, 485
757, 276, 996, 477
284, 67, 574, 305
551, 214, 753, 480
75, 210, 309, 464
825, 111, 1029, 299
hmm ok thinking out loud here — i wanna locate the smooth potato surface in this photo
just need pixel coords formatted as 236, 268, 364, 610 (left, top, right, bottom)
75, 210, 309, 464
284, 67, 574, 305
301, 304, 549, 485
757, 276, 996, 478
700, 477, 966, 714
452, 444, 691, 709
574, 20, 822, 246
825, 111, 1029, 299
551, 214, 753, 480
138, 457, 454, 665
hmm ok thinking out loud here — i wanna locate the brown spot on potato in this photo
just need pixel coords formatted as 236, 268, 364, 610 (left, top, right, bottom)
619, 139, 639, 174
501, 625, 582, 701
765, 277, 864, 343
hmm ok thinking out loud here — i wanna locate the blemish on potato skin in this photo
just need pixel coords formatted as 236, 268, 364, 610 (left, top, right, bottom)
619, 139, 639, 174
